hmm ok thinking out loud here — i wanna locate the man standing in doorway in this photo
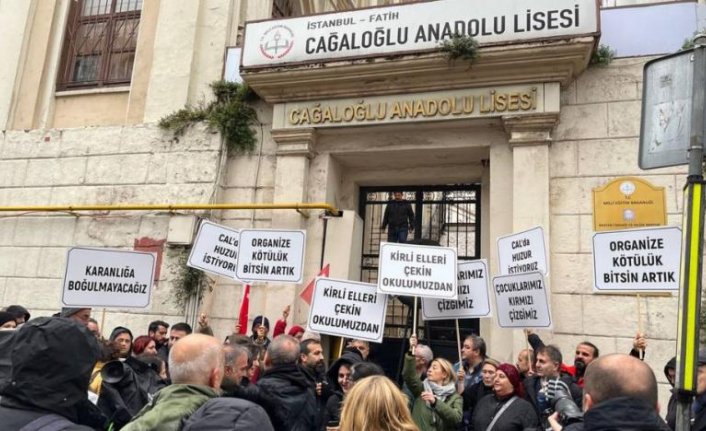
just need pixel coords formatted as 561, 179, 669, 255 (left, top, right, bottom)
381, 191, 415, 243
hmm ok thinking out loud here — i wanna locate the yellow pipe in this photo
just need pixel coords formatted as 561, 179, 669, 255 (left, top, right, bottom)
0, 202, 341, 215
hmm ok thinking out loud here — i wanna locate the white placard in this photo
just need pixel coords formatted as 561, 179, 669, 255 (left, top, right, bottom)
242, 0, 598, 67
497, 226, 548, 276
308, 277, 388, 342
422, 259, 491, 320
377, 242, 457, 299
187, 221, 240, 279
492, 271, 551, 329
236, 229, 306, 283
62, 247, 155, 308
592, 226, 681, 292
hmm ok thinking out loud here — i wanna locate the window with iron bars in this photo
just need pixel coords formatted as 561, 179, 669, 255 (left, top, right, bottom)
58, 0, 142, 90
272, 0, 295, 17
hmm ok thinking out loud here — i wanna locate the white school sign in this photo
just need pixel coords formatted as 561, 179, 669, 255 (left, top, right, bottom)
242, 0, 598, 68
422, 259, 491, 320
187, 221, 240, 279
308, 278, 388, 343
593, 226, 681, 293
492, 271, 552, 329
62, 247, 156, 308
377, 242, 457, 299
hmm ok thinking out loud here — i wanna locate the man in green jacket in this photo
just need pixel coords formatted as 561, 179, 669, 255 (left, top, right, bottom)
123, 333, 224, 431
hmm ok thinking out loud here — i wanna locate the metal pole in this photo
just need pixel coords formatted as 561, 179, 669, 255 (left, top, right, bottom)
675, 164, 705, 431
0, 202, 341, 215
320, 216, 328, 269
675, 42, 706, 431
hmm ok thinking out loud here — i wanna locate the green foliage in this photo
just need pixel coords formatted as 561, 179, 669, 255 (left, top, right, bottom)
158, 80, 259, 154
590, 44, 615, 67
172, 247, 204, 311
440, 33, 479, 63
681, 30, 706, 51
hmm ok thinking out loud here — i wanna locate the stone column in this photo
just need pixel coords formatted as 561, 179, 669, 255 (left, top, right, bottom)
501, 113, 559, 357
265, 128, 317, 323
271, 128, 317, 228
503, 114, 559, 231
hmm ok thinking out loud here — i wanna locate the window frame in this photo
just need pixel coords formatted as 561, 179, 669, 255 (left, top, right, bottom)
57, 0, 142, 91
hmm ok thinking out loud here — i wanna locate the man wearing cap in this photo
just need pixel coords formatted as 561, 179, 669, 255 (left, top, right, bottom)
0, 316, 105, 430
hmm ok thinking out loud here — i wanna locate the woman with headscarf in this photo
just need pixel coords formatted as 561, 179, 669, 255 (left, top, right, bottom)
404, 336, 463, 431
471, 363, 538, 431
322, 346, 364, 429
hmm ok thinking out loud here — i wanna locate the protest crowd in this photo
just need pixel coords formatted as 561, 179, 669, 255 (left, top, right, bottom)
0, 301, 699, 431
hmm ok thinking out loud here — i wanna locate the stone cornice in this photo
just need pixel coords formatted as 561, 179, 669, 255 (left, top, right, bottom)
271, 128, 317, 158
242, 37, 597, 104
502, 113, 560, 148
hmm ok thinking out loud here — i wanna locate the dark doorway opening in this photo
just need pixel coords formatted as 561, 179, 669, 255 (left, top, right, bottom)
358, 184, 482, 380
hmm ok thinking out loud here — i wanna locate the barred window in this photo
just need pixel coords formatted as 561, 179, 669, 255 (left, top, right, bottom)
58, 0, 142, 90
272, 0, 295, 18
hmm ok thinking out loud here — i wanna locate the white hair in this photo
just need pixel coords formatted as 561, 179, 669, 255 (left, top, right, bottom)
416, 344, 433, 364
169, 341, 223, 385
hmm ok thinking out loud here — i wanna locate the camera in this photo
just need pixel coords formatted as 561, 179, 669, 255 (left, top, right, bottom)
547, 379, 583, 425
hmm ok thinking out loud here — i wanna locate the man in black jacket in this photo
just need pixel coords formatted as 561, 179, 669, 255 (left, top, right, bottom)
0, 316, 105, 430
524, 345, 582, 428
558, 354, 670, 431
381, 191, 415, 243
257, 335, 318, 431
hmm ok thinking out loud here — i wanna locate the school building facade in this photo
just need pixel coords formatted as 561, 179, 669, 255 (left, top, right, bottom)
0, 0, 701, 406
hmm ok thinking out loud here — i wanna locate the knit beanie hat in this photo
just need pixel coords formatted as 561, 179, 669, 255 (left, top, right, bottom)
0, 311, 16, 328
288, 325, 305, 337
497, 363, 524, 398
5, 305, 30, 322
252, 315, 270, 332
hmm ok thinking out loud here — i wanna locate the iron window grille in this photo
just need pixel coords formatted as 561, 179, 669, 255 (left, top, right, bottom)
58, 0, 142, 90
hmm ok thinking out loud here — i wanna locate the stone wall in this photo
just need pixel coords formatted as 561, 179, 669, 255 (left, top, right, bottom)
0, 123, 226, 334
548, 57, 686, 406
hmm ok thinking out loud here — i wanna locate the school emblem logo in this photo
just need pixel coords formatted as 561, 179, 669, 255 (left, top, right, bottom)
259, 25, 294, 60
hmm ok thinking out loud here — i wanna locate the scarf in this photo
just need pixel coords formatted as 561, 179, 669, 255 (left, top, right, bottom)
423, 379, 456, 406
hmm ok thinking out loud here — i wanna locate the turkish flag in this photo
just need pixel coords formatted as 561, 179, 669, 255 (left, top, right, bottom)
299, 264, 330, 305
238, 284, 250, 335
